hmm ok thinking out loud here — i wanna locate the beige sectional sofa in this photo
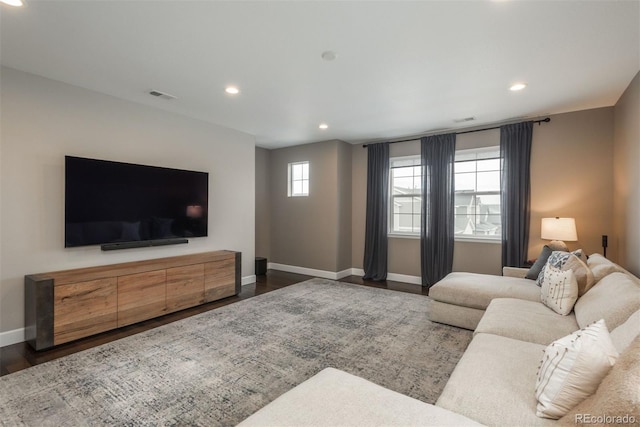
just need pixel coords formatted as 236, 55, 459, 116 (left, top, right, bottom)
239, 254, 640, 426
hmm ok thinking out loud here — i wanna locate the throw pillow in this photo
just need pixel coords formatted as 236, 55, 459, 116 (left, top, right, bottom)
526, 245, 552, 280
540, 264, 579, 315
536, 250, 595, 296
535, 319, 619, 419
559, 336, 640, 426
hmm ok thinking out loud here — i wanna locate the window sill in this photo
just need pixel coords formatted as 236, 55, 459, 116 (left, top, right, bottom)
455, 237, 502, 244
388, 234, 502, 244
388, 233, 420, 240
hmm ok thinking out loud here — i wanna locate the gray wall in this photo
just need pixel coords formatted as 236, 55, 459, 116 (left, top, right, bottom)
528, 107, 614, 261
255, 147, 271, 259
0, 67, 256, 336
613, 71, 640, 275
269, 140, 352, 272
336, 141, 353, 271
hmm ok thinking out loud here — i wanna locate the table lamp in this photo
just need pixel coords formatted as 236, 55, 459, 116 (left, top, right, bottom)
541, 217, 578, 251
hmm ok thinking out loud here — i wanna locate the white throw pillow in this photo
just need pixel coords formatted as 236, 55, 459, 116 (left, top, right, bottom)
535, 319, 619, 419
537, 250, 594, 296
540, 264, 579, 315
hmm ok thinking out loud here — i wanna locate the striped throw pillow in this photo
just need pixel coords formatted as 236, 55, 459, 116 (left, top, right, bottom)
540, 264, 579, 315
535, 319, 619, 419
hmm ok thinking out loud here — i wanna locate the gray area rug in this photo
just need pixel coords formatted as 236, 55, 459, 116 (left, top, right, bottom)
0, 279, 472, 426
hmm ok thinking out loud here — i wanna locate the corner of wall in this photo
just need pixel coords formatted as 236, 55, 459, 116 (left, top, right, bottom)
613, 71, 640, 275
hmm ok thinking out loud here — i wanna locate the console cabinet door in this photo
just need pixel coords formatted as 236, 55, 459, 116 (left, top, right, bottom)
166, 264, 205, 313
204, 256, 236, 302
54, 278, 118, 345
117, 270, 166, 327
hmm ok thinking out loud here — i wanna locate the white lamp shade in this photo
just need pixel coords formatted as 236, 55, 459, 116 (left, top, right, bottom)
541, 217, 578, 241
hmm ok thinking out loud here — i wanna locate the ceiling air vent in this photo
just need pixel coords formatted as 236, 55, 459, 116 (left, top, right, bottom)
454, 116, 475, 123
149, 90, 177, 100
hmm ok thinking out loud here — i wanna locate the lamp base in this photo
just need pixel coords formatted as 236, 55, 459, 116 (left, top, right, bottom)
547, 240, 569, 252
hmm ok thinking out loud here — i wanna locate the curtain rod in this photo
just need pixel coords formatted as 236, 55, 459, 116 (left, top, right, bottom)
361, 117, 551, 148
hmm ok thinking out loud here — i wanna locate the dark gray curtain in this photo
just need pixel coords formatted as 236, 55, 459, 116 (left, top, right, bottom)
420, 133, 456, 287
500, 121, 533, 267
363, 142, 389, 281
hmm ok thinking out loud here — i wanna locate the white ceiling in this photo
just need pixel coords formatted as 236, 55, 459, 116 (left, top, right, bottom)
1, 1, 639, 149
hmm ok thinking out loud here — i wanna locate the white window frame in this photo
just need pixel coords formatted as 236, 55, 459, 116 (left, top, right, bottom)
386, 148, 503, 243
388, 155, 422, 238
287, 161, 309, 197
454, 146, 502, 243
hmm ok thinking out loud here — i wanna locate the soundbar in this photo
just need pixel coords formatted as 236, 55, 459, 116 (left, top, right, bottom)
101, 238, 188, 251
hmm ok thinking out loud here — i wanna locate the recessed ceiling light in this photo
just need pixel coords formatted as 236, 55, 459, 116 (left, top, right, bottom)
319, 123, 329, 130
225, 86, 240, 95
1, 0, 24, 6
321, 51, 337, 61
510, 83, 527, 91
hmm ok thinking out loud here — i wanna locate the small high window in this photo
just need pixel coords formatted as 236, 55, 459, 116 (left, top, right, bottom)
288, 161, 309, 197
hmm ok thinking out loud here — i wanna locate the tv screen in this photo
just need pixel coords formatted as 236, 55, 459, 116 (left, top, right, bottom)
65, 156, 208, 248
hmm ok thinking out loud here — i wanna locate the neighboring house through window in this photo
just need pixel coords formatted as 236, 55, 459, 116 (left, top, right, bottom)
288, 161, 309, 197
388, 146, 501, 240
454, 147, 501, 240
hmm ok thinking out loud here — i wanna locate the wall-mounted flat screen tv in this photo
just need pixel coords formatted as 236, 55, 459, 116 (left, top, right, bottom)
65, 156, 208, 248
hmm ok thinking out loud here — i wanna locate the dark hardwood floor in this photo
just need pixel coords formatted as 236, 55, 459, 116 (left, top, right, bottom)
0, 270, 426, 377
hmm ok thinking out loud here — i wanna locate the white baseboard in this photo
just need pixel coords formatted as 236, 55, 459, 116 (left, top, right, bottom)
267, 263, 352, 280
241, 275, 256, 286
350, 268, 421, 285
269, 264, 422, 285
351, 268, 365, 276
0, 327, 25, 348
387, 272, 422, 285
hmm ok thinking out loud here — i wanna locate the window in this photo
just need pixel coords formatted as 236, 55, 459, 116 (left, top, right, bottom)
288, 161, 309, 197
454, 147, 501, 239
389, 156, 422, 236
388, 147, 502, 240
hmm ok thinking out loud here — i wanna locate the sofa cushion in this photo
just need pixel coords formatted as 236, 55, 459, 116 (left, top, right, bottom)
587, 253, 628, 283
237, 367, 482, 427
436, 333, 556, 426
611, 309, 640, 353
430, 272, 540, 310
429, 300, 485, 331
537, 251, 594, 296
559, 336, 640, 426
535, 319, 618, 419
475, 298, 579, 345
574, 272, 640, 330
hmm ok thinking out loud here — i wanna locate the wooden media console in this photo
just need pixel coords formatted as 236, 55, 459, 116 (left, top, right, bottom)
25, 250, 241, 350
